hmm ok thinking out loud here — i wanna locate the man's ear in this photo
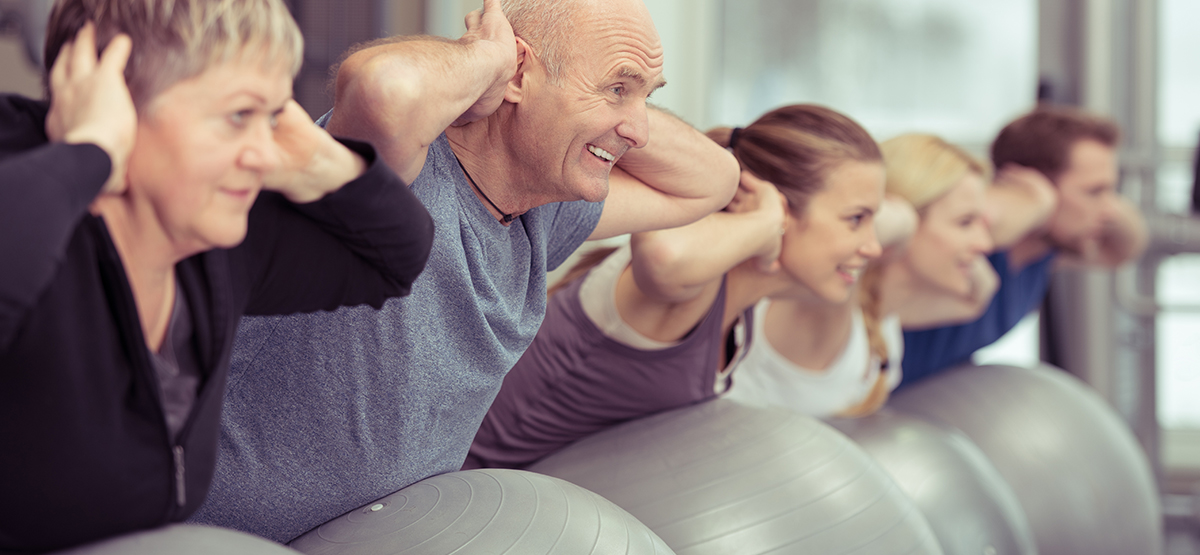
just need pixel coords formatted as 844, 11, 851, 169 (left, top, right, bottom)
505, 37, 531, 103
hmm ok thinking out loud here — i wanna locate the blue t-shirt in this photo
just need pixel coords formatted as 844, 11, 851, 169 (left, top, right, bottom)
189, 134, 604, 542
899, 249, 1055, 387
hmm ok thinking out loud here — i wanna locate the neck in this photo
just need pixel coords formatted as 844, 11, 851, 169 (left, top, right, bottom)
445, 110, 550, 223
765, 293, 855, 371
877, 259, 918, 317
91, 195, 189, 351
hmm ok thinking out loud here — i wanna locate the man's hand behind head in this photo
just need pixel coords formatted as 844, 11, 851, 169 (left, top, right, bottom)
453, 0, 518, 127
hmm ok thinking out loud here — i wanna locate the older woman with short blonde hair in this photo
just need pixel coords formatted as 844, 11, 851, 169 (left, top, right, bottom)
0, 0, 433, 551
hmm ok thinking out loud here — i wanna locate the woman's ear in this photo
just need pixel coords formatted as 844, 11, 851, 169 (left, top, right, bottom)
504, 37, 530, 104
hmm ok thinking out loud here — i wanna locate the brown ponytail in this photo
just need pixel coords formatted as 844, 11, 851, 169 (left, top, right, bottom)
710, 105, 881, 216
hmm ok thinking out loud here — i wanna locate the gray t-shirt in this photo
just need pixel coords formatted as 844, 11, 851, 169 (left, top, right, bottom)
189, 134, 604, 542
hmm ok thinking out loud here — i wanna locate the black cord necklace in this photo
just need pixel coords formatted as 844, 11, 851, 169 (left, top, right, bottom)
455, 156, 515, 224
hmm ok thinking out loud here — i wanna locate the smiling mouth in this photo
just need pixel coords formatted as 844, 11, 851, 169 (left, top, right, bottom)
838, 265, 864, 281
587, 144, 617, 163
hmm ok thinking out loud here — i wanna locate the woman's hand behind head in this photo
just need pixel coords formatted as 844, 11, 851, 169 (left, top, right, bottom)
726, 170, 787, 273
46, 22, 135, 195
873, 194, 918, 259
262, 101, 367, 204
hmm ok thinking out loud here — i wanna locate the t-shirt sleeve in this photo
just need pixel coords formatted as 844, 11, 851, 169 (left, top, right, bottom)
545, 199, 605, 272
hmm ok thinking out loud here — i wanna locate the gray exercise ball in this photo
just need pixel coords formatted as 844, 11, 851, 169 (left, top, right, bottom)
889, 364, 1161, 555
288, 468, 673, 555
529, 399, 944, 555
55, 524, 300, 554
831, 410, 1038, 555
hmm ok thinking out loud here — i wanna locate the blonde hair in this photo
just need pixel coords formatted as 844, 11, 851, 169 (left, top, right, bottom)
45, 0, 303, 110
858, 133, 990, 367
880, 134, 991, 211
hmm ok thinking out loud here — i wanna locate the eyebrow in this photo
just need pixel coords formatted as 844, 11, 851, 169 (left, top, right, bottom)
221, 90, 292, 110
617, 66, 668, 92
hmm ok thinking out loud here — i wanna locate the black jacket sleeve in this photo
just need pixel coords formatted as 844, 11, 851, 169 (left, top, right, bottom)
232, 138, 434, 316
0, 96, 110, 350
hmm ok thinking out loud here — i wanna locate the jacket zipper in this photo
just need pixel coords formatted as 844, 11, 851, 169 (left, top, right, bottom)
173, 445, 186, 507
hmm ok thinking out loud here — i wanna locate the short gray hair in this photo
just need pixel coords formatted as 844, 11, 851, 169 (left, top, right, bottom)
501, 0, 578, 83
45, 0, 303, 110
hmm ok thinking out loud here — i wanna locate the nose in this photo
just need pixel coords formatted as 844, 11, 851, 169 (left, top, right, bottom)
237, 119, 283, 173
860, 229, 883, 259
616, 100, 650, 149
972, 222, 994, 254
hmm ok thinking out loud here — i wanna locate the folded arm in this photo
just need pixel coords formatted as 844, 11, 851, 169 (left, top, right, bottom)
237, 138, 434, 316
1, 26, 134, 349
1059, 197, 1148, 268
985, 165, 1058, 249
326, 0, 517, 183
613, 171, 782, 341
588, 107, 739, 240
897, 255, 999, 328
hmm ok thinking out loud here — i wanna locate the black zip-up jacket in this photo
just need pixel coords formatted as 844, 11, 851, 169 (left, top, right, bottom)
0, 95, 434, 552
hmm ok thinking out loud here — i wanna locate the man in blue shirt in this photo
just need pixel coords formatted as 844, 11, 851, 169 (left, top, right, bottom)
901, 105, 1148, 385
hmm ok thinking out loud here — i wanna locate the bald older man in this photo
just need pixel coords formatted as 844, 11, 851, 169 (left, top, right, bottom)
190, 0, 739, 543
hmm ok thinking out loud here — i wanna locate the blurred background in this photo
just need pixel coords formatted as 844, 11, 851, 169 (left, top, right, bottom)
1, 0, 1197, 551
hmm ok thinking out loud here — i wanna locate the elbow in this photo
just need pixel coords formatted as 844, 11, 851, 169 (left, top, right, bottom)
629, 234, 694, 301
333, 53, 424, 141
711, 148, 740, 210
1029, 182, 1060, 226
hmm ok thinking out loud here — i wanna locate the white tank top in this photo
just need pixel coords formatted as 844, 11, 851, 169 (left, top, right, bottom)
725, 298, 903, 418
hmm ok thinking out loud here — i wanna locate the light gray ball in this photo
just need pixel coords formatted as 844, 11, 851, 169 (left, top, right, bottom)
890, 364, 1161, 555
288, 468, 673, 554
54, 525, 300, 554
832, 410, 1038, 555
530, 399, 944, 555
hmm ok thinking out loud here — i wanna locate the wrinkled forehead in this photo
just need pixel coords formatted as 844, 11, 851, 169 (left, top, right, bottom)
568, 0, 665, 79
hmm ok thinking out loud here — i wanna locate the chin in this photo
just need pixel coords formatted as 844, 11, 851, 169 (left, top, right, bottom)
818, 284, 853, 304
937, 279, 972, 299
575, 178, 611, 203
200, 223, 250, 250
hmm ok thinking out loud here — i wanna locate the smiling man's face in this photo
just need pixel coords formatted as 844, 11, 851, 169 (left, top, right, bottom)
509, 0, 665, 203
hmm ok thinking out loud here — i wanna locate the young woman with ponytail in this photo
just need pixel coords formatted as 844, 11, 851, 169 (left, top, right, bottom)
727, 133, 997, 418
465, 104, 886, 470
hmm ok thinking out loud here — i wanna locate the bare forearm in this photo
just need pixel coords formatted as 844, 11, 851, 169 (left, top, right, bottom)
986, 181, 1056, 248
897, 256, 998, 327
591, 107, 738, 239
630, 211, 773, 301
326, 36, 510, 178
618, 107, 737, 201
1095, 197, 1148, 266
